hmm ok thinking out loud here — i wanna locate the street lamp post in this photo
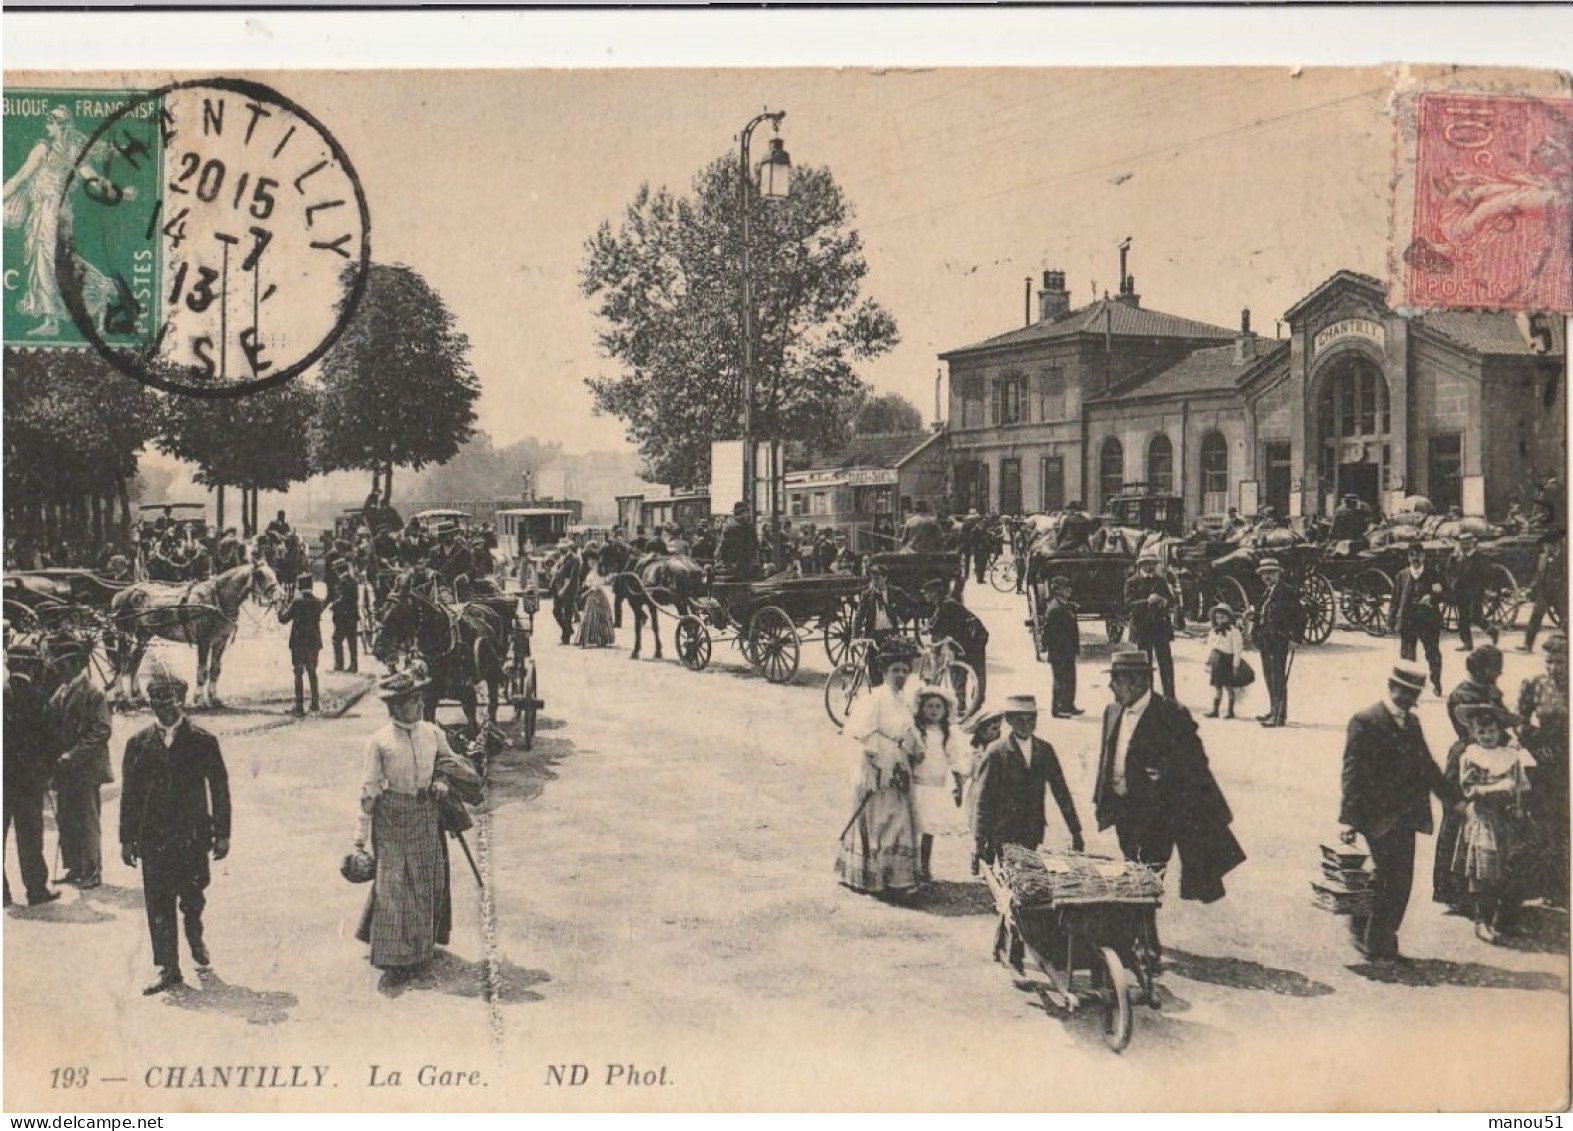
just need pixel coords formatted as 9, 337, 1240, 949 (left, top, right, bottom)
738, 109, 791, 562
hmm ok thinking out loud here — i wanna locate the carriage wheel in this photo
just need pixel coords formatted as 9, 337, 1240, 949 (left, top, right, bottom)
1105, 615, 1127, 645
823, 662, 864, 728
1096, 946, 1134, 1053
1299, 573, 1336, 645
1352, 569, 1394, 636
676, 615, 712, 672
520, 661, 538, 750
941, 660, 983, 721
1483, 563, 1522, 629
823, 597, 857, 666
749, 606, 800, 684
988, 556, 1018, 593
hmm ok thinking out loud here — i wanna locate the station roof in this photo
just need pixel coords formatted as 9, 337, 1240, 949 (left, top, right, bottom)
1087, 338, 1289, 404
941, 296, 1236, 359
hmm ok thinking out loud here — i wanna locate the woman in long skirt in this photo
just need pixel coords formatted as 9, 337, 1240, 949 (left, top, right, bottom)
835, 639, 923, 896
353, 661, 483, 982
574, 552, 617, 648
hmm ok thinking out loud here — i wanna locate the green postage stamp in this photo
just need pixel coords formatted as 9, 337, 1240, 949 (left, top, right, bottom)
3, 87, 164, 349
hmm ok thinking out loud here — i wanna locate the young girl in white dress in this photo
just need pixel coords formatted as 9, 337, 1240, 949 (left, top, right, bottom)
1452, 703, 1535, 942
910, 687, 966, 882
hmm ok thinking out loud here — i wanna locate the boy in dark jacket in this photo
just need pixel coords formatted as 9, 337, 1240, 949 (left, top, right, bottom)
1039, 575, 1082, 717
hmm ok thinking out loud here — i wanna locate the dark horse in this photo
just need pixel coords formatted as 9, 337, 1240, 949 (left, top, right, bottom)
596, 542, 709, 661
372, 587, 509, 730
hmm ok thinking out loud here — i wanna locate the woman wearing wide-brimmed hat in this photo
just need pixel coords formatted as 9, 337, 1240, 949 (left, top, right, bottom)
835, 638, 923, 896
353, 661, 483, 981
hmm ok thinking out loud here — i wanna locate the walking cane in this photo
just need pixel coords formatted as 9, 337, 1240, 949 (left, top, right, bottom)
838, 791, 875, 843
449, 829, 484, 888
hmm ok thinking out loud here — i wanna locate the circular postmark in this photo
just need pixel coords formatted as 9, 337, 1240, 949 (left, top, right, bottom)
54, 78, 370, 397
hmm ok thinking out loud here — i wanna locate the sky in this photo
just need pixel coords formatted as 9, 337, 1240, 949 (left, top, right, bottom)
254, 66, 1398, 459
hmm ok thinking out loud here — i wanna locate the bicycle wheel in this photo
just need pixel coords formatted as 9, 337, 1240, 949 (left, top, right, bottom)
940, 660, 982, 720
988, 556, 1017, 593
824, 663, 864, 728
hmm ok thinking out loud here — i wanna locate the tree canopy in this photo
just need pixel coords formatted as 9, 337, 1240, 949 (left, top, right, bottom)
155, 380, 317, 495
581, 155, 899, 486
3, 347, 157, 509
853, 391, 925, 435
314, 263, 481, 501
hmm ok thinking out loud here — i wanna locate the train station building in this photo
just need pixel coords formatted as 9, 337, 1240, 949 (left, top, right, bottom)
940, 267, 1565, 523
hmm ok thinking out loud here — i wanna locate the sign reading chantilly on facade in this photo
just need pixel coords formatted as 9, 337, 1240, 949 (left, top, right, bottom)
1312, 317, 1387, 355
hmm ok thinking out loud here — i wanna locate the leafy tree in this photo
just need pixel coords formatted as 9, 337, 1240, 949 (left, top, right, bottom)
315, 263, 481, 504
154, 380, 317, 534
3, 348, 157, 546
853, 391, 925, 435
581, 156, 899, 487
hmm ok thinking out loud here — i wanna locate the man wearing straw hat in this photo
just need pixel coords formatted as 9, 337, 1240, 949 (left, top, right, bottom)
1338, 664, 1463, 961
44, 633, 112, 890
120, 660, 231, 995
971, 693, 1083, 871
1123, 548, 1176, 699
1251, 557, 1303, 728
1094, 650, 1245, 904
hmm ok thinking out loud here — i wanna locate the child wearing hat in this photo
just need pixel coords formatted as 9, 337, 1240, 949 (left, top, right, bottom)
1203, 605, 1244, 719
910, 686, 966, 881
1451, 703, 1535, 943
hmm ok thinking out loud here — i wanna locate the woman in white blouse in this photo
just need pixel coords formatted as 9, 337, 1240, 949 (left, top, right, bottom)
353, 661, 482, 981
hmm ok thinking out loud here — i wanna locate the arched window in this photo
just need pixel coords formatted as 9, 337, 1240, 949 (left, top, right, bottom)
1200, 431, 1229, 512
1147, 434, 1174, 495
1099, 437, 1124, 510
1317, 355, 1391, 508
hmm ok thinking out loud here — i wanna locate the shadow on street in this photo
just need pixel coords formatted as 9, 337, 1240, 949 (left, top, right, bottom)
377, 949, 550, 1004
1164, 947, 1335, 997
167, 971, 299, 1026
1347, 957, 1566, 991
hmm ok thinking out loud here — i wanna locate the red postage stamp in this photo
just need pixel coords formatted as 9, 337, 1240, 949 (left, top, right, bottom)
1394, 91, 1572, 313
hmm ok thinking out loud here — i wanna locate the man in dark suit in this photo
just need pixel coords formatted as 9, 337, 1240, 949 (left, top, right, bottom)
1055, 501, 1094, 554
1448, 531, 1498, 653
4, 644, 59, 907
1093, 650, 1245, 903
971, 694, 1083, 871
1251, 558, 1303, 727
120, 664, 231, 995
329, 558, 361, 674
1123, 550, 1176, 699
1338, 665, 1463, 960
1038, 575, 1082, 718
550, 544, 585, 645
923, 577, 989, 703
852, 563, 901, 644
277, 572, 325, 715
45, 634, 113, 889
1389, 541, 1446, 696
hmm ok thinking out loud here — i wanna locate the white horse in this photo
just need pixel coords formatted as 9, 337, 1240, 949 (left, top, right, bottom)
108, 561, 283, 707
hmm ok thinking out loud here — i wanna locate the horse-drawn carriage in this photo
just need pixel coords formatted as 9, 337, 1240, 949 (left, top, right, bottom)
3, 568, 128, 635
1024, 490, 1185, 652
1189, 540, 1339, 645
669, 550, 963, 685
371, 576, 544, 747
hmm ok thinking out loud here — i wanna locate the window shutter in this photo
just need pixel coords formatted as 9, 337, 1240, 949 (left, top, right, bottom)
990, 379, 1001, 425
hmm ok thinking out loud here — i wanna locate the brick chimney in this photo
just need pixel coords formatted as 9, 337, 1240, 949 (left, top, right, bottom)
1233, 307, 1256, 365
1038, 269, 1071, 321
1115, 238, 1140, 306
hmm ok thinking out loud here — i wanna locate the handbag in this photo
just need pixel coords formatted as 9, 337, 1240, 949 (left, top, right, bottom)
340, 847, 376, 884
1232, 656, 1257, 689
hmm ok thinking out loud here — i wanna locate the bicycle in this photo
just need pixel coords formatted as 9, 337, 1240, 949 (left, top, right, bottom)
823, 634, 982, 729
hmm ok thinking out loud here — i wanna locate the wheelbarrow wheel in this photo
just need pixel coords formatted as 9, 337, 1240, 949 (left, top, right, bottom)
1098, 946, 1133, 1053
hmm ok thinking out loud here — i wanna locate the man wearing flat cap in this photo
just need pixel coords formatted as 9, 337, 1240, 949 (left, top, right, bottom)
1094, 650, 1245, 904
1123, 549, 1176, 700
1339, 665, 1463, 960
1038, 575, 1083, 718
120, 663, 232, 995
1449, 530, 1498, 654
277, 572, 326, 715
45, 634, 112, 889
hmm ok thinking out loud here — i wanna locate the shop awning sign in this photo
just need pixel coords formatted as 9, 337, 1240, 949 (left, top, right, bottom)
846, 468, 898, 486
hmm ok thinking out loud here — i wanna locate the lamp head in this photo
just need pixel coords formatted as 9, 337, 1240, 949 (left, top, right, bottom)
758, 136, 792, 199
